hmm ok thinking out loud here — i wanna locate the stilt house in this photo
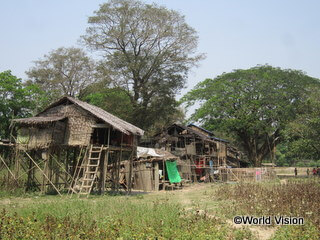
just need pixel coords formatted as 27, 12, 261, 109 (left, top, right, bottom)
151, 123, 246, 181
150, 124, 227, 181
11, 96, 144, 195
188, 124, 248, 167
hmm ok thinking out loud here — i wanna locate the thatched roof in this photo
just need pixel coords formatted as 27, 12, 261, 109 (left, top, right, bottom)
12, 116, 67, 125
60, 97, 144, 136
155, 123, 228, 143
188, 124, 229, 143
16, 96, 144, 136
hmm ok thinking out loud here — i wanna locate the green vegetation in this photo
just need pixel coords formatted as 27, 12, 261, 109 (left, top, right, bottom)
0, 71, 41, 139
26, 47, 96, 104
281, 88, 320, 164
0, 180, 319, 239
182, 65, 320, 166
1, 1, 320, 165
81, 0, 202, 131
0, 192, 253, 240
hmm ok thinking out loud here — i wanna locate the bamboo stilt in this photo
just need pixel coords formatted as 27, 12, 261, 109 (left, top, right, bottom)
0, 154, 17, 182
24, 151, 62, 196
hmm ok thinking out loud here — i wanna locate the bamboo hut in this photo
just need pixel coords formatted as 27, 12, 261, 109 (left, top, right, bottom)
149, 123, 248, 182
9, 96, 144, 196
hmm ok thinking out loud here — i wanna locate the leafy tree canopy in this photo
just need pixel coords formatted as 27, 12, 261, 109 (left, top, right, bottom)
82, 84, 134, 122
0, 71, 41, 139
82, 0, 203, 130
283, 88, 320, 162
81, 80, 185, 136
182, 65, 319, 166
26, 47, 96, 103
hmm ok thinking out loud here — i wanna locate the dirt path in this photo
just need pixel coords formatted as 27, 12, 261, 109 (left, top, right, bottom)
227, 219, 277, 240
151, 183, 277, 240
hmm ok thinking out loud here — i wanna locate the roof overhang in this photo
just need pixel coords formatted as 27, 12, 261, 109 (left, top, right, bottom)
12, 116, 67, 125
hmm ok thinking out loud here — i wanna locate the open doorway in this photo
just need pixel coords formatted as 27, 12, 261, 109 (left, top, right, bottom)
92, 128, 109, 145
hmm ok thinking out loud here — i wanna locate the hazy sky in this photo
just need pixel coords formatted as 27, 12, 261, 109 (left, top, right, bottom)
1, 0, 320, 97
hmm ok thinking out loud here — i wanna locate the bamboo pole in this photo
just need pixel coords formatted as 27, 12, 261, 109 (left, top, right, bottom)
24, 151, 62, 196
16, 158, 46, 180
101, 128, 110, 193
26, 155, 33, 191
127, 148, 133, 194
14, 148, 20, 179
68, 146, 86, 196
42, 152, 48, 193
0, 154, 17, 182
50, 153, 75, 186
116, 133, 124, 192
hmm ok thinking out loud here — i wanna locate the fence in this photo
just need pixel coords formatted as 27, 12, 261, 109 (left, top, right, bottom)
220, 167, 276, 182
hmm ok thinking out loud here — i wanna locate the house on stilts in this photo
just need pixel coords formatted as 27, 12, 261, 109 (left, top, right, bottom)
141, 123, 248, 182
10, 96, 144, 196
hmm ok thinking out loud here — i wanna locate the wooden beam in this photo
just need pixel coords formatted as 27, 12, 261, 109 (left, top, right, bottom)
92, 124, 110, 128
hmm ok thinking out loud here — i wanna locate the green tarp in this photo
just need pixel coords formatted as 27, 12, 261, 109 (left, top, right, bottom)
166, 160, 181, 183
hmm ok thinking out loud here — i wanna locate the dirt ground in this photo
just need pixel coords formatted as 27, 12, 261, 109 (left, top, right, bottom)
149, 183, 277, 240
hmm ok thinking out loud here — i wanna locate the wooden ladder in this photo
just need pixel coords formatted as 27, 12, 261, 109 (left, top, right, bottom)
77, 145, 103, 197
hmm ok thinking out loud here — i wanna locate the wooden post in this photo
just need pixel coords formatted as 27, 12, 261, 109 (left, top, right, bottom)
101, 128, 110, 194
42, 150, 49, 193
65, 148, 69, 188
127, 135, 136, 194
154, 161, 159, 191
14, 148, 20, 179
55, 150, 61, 188
111, 153, 116, 191
26, 154, 33, 191
116, 133, 124, 192
162, 159, 166, 191
101, 150, 108, 193
72, 148, 77, 176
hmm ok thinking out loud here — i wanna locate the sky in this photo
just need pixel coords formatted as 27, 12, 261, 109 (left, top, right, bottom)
1, 0, 320, 98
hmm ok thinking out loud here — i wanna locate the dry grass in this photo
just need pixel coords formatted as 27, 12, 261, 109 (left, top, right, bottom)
215, 179, 320, 227
214, 179, 320, 239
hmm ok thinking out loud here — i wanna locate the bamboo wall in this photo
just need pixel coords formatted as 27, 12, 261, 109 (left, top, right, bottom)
17, 121, 65, 150
39, 104, 96, 146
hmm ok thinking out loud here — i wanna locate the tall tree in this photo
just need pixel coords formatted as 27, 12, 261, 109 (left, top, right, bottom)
26, 47, 96, 102
283, 88, 320, 162
82, 0, 203, 130
0, 71, 40, 139
80, 79, 185, 135
82, 83, 135, 121
182, 65, 319, 166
